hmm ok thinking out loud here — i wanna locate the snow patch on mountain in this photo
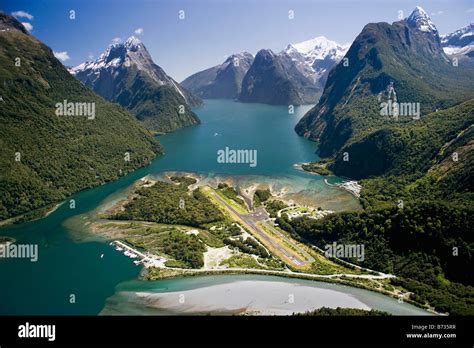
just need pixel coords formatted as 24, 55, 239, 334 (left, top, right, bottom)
290, 36, 349, 65
280, 36, 349, 86
442, 45, 474, 56
69, 36, 190, 102
124, 35, 142, 49
440, 23, 474, 57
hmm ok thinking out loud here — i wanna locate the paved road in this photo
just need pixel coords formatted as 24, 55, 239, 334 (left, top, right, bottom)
263, 223, 315, 263
211, 192, 311, 267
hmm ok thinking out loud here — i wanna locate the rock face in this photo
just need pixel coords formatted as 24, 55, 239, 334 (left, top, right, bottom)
0, 13, 162, 220
181, 52, 254, 99
441, 23, 474, 58
239, 49, 309, 105
295, 7, 474, 159
70, 36, 201, 133
238, 37, 349, 105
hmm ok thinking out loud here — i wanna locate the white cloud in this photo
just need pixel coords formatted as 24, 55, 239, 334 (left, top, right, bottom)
12, 11, 34, 20
467, 8, 474, 13
54, 51, 70, 62
430, 10, 443, 16
21, 22, 33, 31
111, 37, 122, 44
134, 27, 144, 35
88, 53, 94, 60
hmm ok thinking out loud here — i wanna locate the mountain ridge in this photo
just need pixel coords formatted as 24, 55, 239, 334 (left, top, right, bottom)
295, 7, 474, 158
441, 23, 474, 57
181, 52, 254, 99
70, 36, 201, 133
181, 36, 348, 105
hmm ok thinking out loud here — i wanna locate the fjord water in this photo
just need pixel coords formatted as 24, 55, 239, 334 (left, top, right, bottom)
151, 100, 319, 175
0, 100, 424, 315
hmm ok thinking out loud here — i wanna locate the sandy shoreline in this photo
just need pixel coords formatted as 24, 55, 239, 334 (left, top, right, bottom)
103, 280, 372, 315
100, 274, 435, 316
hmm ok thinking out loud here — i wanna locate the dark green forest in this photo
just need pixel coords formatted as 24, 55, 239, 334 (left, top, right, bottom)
114, 180, 224, 227
253, 188, 271, 206
331, 99, 474, 187
286, 203, 474, 315
112, 67, 201, 133
224, 236, 270, 258
162, 231, 206, 268
0, 14, 162, 220
293, 64, 474, 315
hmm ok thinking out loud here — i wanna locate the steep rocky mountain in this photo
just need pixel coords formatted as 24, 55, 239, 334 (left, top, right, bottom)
238, 37, 348, 105
182, 36, 347, 105
441, 23, 474, 58
281, 36, 349, 90
406, 6, 438, 33
180, 52, 254, 99
288, 10, 474, 317
70, 36, 201, 133
295, 6, 474, 160
0, 13, 162, 220
239, 49, 317, 105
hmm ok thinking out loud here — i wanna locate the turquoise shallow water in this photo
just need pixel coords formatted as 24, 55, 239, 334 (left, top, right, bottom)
0, 100, 415, 315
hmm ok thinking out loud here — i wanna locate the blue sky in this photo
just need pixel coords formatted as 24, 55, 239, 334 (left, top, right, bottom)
4, 0, 474, 81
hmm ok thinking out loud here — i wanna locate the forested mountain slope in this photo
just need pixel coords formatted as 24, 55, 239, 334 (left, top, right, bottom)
0, 13, 162, 220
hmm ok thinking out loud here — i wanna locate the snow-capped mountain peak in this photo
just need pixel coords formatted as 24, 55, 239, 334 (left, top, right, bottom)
407, 6, 437, 33
293, 36, 347, 59
292, 36, 331, 54
223, 51, 254, 66
441, 23, 474, 44
69, 36, 146, 75
286, 36, 349, 65
124, 35, 142, 50
69, 36, 193, 103
440, 23, 474, 57
280, 36, 349, 87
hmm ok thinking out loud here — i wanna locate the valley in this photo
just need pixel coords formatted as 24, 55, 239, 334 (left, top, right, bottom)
0, 99, 419, 316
